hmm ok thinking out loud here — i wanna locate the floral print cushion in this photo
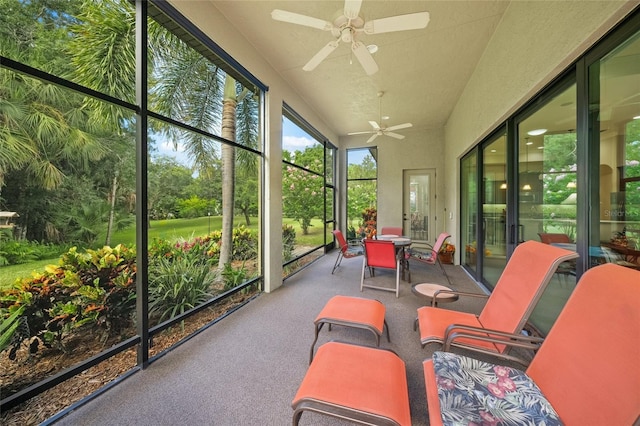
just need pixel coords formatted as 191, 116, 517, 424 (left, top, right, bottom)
408, 248, 434, 261
432, 351, 563, 426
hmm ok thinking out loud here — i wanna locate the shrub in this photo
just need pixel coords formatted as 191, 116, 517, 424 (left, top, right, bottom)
282, 225, 296, 261
148, 256, 214, 323
0, 245, 137, 357
0, 239, 70, 266
221, 262, 247, 291
231, 225, 257, 260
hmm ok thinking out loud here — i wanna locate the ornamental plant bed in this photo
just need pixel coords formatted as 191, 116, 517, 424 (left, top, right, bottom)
0, 289, 259, 426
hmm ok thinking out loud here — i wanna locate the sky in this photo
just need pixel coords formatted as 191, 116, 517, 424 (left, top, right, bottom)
152, 116, 371, 165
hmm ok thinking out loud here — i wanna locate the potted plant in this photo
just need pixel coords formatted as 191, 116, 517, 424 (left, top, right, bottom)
438, 242, 455, 264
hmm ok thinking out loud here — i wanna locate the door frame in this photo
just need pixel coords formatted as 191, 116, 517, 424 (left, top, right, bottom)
403, 168, 437, 243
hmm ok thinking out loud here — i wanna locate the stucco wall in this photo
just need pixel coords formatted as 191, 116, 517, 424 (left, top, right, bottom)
342, 127, 446, 237
443, 0, 637, 257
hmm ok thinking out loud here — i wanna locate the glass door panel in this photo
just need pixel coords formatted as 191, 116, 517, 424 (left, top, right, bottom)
461, 151, 478, 273
482, 134, 507, 289
403, 169, 435, 242
589, 29, 640, 270
517, 83, 577, 334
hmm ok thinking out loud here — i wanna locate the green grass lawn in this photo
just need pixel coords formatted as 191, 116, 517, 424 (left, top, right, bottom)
1, 216, 327, 289
1, 258, 60, 289
108, 216, 325, 248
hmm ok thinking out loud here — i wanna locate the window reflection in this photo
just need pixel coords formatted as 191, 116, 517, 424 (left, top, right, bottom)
517, 83, 577, 334
591, 29, 640, 270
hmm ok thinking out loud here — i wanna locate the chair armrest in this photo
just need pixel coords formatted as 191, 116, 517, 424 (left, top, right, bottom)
434, 290, 488, 306
431, 289, 488, 306
443, 324, 545, 365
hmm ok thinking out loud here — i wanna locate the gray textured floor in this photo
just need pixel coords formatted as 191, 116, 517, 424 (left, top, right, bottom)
54, 252, 529, 426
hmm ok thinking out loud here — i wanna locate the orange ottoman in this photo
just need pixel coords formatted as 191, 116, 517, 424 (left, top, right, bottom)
309, 295, 389, 363
293, 341, 411, 426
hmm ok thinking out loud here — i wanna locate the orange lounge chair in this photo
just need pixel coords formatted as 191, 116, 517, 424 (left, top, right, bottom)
423, 263, 640, 426
416, 240, 578, 365
292, 341, 411, 426
331, 229, 363, 274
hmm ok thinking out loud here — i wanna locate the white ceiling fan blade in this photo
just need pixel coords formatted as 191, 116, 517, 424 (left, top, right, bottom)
348, 130, 375, 135
364, 12, 430, 34
352, 41, 379, 75
343, 0, 363, 20
366, 133, 379, 143
386, 122, 413, 132
303, 40, 339, 71
385, 132, 406, 140
271, 10, 333, 31
369, 121, 381, 130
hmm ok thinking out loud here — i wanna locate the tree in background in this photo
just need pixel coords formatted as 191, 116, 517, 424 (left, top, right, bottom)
282, 146, 325, 235
347, 152, 377, 231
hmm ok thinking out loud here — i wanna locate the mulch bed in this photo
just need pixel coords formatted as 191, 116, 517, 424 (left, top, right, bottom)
0, 289, 259, 425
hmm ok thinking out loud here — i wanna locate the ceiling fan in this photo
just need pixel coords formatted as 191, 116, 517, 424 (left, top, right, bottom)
271, 0, 429, 75
348, 91, 413, 143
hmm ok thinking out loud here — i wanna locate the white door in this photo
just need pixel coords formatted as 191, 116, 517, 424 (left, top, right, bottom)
403, 169, 436, 243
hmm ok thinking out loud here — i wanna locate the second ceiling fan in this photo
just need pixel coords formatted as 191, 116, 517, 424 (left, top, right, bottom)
271, 0, 429, 75
348, 91, 412, 143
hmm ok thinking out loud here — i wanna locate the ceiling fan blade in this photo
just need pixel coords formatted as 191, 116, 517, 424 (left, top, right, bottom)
386, 122, 413, 132
271, 10, 333, 31
369, 121, 381, 130
348, 130, 375, 135
367, 133, 379, 143
343, 0, 363, 20
352, 41, 379, 75
385, 132, 405, 140
303, 40, 340, 71
364, 12, 430, 34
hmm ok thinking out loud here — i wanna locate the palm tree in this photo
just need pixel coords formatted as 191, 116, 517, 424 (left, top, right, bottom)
67, 0, 259, 269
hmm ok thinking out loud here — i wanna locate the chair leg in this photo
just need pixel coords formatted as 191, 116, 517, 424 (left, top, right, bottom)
331, 251, 343, 274
360, 257, 367, 292
437, 258, 452, 285
395, 261, 400, 298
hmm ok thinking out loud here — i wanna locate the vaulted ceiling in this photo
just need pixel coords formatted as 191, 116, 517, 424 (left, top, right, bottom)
210, 1, 510, 139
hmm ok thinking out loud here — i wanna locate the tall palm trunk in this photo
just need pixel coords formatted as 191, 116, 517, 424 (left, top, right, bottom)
105, 170, 119, 246
218, 76, 237, 269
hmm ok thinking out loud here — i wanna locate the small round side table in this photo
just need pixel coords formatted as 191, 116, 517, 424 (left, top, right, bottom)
411, 283, 458, 307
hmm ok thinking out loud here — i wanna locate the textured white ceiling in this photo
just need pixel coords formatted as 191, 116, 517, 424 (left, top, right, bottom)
211, 0, 510, 138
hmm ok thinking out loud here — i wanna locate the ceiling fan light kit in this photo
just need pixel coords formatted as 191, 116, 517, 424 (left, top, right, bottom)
271, 0, 429, 75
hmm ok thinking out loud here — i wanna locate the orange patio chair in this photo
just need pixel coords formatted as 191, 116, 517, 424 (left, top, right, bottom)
331, 229, 363, 274
537, 232, 571, 244
416, 240, 578, 365
361, 238, 401, 297
408, 232, 452, 285
380, 226, 403, 236
423, 263, 640, 426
